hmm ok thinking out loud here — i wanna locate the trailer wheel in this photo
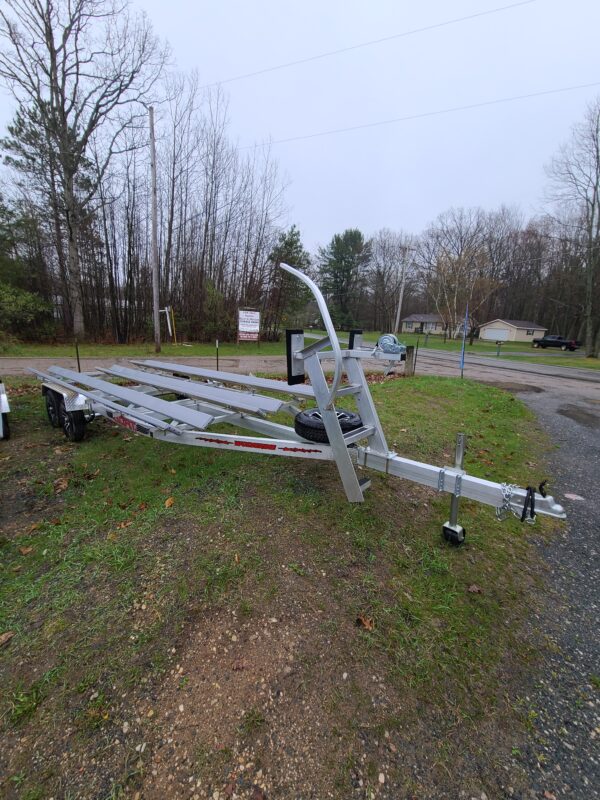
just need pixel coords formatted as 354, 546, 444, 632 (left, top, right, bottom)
294, 408, 363, 444
1, 413, 9, 440
45, 390, 62, 428
63, 410, 86, 442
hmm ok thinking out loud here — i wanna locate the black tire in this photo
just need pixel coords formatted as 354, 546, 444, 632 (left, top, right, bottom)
45, 390, 62, 428
63, 410, 86, 442
541, 344, 547, 349
1, 413, 9, 440
294, 408, 363, 444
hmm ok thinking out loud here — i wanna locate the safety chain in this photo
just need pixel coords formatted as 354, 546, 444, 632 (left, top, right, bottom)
496, 483, 517, 521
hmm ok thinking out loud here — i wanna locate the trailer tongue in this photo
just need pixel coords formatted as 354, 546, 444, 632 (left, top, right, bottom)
32, 263, 565, 543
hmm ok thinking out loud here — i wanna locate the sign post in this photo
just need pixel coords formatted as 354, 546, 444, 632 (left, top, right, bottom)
238, 309, 260, 345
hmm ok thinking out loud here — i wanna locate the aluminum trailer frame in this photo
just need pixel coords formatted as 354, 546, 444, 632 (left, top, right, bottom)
32, 263, 566, 541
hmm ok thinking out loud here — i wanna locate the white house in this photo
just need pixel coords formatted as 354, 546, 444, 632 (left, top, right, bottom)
478, 319, 547, 343
401, 313, 445, 334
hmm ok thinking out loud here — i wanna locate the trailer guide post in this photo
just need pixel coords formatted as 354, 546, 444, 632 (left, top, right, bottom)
31, 263, 566, 543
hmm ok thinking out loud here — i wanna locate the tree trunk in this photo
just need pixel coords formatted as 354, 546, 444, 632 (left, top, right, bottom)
64, 174, 85, 337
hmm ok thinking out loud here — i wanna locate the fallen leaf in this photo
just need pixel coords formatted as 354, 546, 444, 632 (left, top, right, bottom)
0, 631, 15, 648
544, 792, 557, 800
53, 477, 69, 493
468, 584, 483, 594
19, 546, 33, 555
116, 520, 133, 530
50, 518, 62, 525
355, 613, 375, 630
223, 782, 235, 798
122, 435, 133, 441
106, 532, 118, 542
169, 468, 176, 475
165, 497, 175, 508
138, 502, 148, 511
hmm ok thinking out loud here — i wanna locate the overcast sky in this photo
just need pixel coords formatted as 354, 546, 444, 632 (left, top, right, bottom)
2, 0, 599, 252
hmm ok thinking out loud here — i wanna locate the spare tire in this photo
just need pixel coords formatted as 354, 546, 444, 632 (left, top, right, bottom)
294, 408, 363, 444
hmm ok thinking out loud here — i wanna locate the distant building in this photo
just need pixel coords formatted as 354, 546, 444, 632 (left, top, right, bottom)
401, 313, 445, 334
478, 319, 547, 343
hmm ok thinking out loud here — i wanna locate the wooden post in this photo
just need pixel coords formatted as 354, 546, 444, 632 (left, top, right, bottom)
404, 345, 415, 377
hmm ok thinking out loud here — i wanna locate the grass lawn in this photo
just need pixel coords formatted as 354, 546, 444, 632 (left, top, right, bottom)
501, 353, 600, 370
0, 340, 286, 358
0, 375, 560, 798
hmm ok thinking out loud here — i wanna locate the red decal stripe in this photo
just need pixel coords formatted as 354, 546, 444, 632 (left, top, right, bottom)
197, 436, 230, 445
280, 447, 322, 453
234, 440, 277, 450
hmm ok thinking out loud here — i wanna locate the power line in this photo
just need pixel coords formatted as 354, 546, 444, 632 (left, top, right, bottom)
200, 0, 536, 89
241, 81, 600, 149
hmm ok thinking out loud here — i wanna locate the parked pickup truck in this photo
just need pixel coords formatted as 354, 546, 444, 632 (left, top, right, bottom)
532, 335, 581, 351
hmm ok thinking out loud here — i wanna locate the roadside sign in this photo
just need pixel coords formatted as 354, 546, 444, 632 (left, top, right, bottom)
238, 309, 260, 342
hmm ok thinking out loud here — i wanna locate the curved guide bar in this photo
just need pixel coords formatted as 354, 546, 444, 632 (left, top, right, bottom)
280, 262, 342, 409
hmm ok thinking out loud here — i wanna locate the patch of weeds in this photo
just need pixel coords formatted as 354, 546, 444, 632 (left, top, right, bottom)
288, 562, 306, 576
9, 666, 64, 725
238, 707, 266, 737
76, 690, 112, 731
590, 674, 600, 691
10, 683, 44, 724
238, 598, 253, 617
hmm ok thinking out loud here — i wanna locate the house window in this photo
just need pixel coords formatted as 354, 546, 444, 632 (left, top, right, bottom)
405, 321, 413, 329
526, 329, 534, 336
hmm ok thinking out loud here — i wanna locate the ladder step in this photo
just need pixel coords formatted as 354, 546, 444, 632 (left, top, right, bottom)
343, 425, 375, 445
336, 384, 362, 396
358, 477, 372, 492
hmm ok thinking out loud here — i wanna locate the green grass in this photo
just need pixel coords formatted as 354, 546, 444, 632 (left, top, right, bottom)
0, 339, 286, 358
501, 353, 600, 370
0, 374, 560, 796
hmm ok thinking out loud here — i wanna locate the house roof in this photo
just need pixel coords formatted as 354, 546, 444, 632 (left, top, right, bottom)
402, 313, 443, 323
480, 319, 546, 330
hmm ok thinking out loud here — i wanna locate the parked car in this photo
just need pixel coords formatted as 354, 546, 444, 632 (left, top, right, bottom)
532, 335, 581, 351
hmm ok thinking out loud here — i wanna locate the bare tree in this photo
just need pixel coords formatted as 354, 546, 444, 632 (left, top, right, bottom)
547, 97, 600, 356
416, 208, 491, 337
0, 0, 167, 335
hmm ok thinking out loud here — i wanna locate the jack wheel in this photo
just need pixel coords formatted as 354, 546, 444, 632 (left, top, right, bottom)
63, 410, 86, 442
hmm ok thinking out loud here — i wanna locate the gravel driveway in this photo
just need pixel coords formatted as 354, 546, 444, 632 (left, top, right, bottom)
511, 386, 600, 798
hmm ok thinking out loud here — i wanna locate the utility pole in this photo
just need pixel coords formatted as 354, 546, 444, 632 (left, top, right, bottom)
393, 248, 410, 335
149, 106, 161, 353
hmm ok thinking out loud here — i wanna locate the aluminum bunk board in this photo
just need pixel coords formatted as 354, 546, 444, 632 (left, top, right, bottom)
98, 364, 284, 414
46, 366, 214, 430
132, 360, 317, 397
